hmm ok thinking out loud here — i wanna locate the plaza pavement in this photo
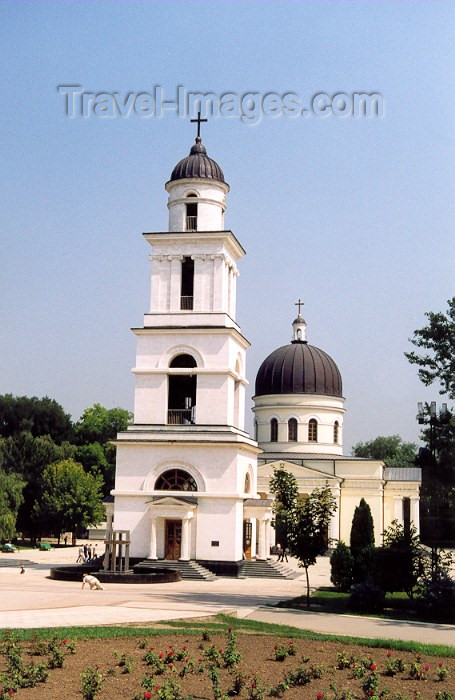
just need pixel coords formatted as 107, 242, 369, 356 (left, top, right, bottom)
0, 546, 453, 646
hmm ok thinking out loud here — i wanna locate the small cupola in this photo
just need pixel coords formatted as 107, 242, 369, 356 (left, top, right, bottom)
291, 300, 307, 342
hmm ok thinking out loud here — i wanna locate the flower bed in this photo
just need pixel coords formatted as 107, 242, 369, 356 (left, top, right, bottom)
0, 628, 453, 699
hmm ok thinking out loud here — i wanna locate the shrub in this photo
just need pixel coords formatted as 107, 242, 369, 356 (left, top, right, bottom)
350, 499, 374, 558
80, 667, 104, 700
330, 542, 354, 591
349, 581, 385, 613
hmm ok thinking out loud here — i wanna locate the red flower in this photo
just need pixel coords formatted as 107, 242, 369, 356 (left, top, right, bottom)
251, 681, 257, 688
274, 645, 278, 650
307, 669, 312, 675
183, 645, 188, 650
439, 662, 444, 668
159, 652, 164, 658
369, 692, 375, 696
62, 639, 68, 644
424, 665, 430, 671
169, 663, 173, 669
198, 658, 203, 662
218, 648, 223, 654
95, 664, 100, 669
228, 626, 233, 632
8, 692, 15, 696
317, 694, 325, 699
386, 652, 392, 657
144, 693, 152, 699
155, 687, 161, 692
370, 664, 377, 671
168, 650, 174, 656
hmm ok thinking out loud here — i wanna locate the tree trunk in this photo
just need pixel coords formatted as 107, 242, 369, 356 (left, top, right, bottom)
305, 565, 310, 609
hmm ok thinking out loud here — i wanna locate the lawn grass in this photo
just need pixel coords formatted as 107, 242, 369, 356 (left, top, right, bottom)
2, 614, 454, 658
278, 587, 450, 623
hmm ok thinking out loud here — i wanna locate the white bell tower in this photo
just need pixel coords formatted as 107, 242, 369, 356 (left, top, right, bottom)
111, 125, 272, 571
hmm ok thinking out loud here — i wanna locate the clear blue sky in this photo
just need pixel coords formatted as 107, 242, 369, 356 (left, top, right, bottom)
1, 2, 453, 451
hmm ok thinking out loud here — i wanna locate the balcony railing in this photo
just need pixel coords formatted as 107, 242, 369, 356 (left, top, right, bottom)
167, 408, 195, 425
180, 295, 194, 310
186, 216, 197, 231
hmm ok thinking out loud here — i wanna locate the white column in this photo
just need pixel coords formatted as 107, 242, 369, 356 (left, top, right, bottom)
148, 518, 157, 560
257, 519, 267, 560
393, 497, 403, 523
192, 255, 205, 312
180, 518, 190, 561
265, 519, 271, 559
411, 498, 420, 534
329, 490, 340, 543
212, 255, 224, 312
149, 255, 162, 312
250, 520, 257, 559
169, 255, 183, 312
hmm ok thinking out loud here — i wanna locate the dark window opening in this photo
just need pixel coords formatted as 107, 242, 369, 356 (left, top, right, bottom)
186, 195, 197, 231
170, 353, 197, 368
334, 421, 339, 444
288, 418, 297, 442
270, 418, 278, 442
155, 469, 197, 491
403, 497, 411, 536
180, 257, 194, 310
168, 354, 197, 424
308, 419, 318, 442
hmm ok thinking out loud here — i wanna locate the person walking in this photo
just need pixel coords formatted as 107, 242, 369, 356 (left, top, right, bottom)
76, 545, 84, 563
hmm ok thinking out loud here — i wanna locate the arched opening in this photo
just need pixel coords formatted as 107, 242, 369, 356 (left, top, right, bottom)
334, 421, 339, 444
270, 418, 278, 442
254, 418, 258, 441
308, 418, 318, 442
403, 497, 411, 535
168, 354, 197, 424
185, 193, 197, 231
180, 257, 194, 310
288, 418, 297, 442
244, 472, 252, 493
155, 469, 197, 491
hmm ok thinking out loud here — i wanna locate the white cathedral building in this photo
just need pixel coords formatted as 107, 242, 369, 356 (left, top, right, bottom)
109, 128, 421, 576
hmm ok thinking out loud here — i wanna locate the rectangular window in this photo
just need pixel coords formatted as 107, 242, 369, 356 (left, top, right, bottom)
180, 257, 194, 310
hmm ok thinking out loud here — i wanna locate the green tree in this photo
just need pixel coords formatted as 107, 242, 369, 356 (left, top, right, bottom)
0, 394, 73, 443
0, 433, 76, 537
32, 459, 104, 544
74, 404, 131, 445
0, 470, 24, 541
269, 465, 299, 549
405, 296, 455, 400
350, 498, 374, 558
330, 541, 354, 592
372, 520, 424, 597
418, 407, 455, 545
290, 485, 337, 609
352, 435, 417, 468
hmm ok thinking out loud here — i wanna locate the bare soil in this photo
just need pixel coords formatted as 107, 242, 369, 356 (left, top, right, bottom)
2, 632, 454, 699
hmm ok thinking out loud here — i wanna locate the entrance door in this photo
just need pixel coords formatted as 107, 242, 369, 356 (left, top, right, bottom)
243, 521, 252, 560
165, 520, 182, 560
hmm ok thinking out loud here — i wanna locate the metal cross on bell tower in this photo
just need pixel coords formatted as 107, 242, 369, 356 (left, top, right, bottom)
295, 298, 304, 317
190, 111, 208, 139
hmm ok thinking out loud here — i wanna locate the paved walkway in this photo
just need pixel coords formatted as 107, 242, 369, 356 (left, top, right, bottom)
0, 547, 453, 646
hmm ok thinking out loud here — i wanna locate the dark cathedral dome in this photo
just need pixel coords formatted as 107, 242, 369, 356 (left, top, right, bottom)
169, 137, 226, 184
255, 341, 343, 398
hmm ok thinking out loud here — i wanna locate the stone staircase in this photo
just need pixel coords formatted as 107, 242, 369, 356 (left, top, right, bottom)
239, 559, 301, 580
134, 559, 216, 581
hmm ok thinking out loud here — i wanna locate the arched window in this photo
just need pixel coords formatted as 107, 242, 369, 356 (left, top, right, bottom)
169, 354, 197, 368
288, 418, 297, 442
244, 472, 251, 493
155, 469, 197, 491
308, 419, 318, 442
254, 418, 258, 441
270, 418, 278, 442
185, 193, 197, 231
168, 354, 197, 425
334, 421, 339, 444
